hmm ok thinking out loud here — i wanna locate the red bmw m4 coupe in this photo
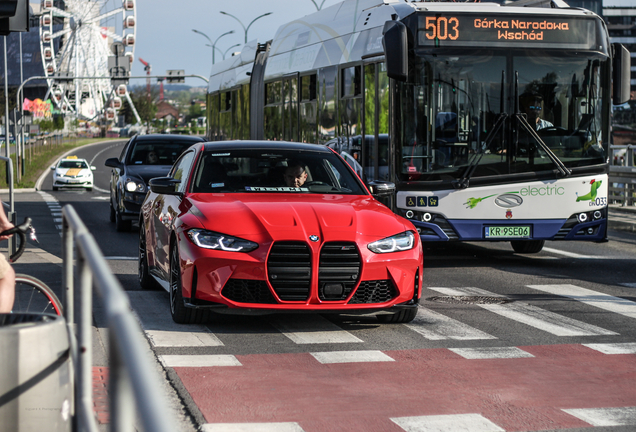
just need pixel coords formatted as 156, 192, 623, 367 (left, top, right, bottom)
139, 141, 423, 324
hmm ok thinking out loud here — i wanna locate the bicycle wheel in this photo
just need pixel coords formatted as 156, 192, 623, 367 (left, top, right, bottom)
12, 274, 64, 316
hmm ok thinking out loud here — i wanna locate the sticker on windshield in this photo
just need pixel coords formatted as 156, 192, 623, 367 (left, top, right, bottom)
210, 183, 225, 188
245, 186, 309, 192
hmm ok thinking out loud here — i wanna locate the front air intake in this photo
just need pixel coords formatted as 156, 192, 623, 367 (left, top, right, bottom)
267, 242, 311, 301
318, 242, 361, 301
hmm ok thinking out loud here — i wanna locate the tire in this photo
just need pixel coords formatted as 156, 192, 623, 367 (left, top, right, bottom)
138, 221, 157, 290
52, 186, 58, 191
12, 274, 64, 316
109, 199, 115, 222
86, 187, 93, 192
377, 307, 418, 324
115, 206, 131, 232
510, 239, 545, 254
169, 244, 209, 324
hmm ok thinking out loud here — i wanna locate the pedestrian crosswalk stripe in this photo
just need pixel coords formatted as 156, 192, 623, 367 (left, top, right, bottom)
583, 342, 636, 354
528, 284, 636, 319
406, 308, 497, 340
159, 355, 241, 368
268, 315, 363, 344
310, 350, 394, 364
428, 287, 617, 337
146, 330, 223, 348
391, 413, 505, 432
562, 407, 636, 427
201, 423, 305, 432
449, 346, 534, 359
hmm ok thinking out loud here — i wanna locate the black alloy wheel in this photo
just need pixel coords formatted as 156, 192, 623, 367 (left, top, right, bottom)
138, 222, 157, 290
169, 244, 210, 324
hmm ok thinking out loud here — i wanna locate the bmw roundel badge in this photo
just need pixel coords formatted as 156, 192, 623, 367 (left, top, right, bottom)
309, 235, 319, 242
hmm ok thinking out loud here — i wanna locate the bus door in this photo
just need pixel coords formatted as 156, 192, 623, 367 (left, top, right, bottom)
362, 62, 390, 183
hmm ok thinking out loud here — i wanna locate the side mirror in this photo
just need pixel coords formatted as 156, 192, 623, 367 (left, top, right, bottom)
50, 165, 55, 170
613, 43, 631, 105
383, 20, 408, 82
91, 166, 96, 171
149, 177, 181, 195
368, 180, 396, 197
104, 157, 122, 169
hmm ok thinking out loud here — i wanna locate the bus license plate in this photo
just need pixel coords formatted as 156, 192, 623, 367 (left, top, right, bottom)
485, 226, 530, 239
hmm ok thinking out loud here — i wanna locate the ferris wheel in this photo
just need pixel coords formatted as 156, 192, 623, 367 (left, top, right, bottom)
38, 0, 137, 121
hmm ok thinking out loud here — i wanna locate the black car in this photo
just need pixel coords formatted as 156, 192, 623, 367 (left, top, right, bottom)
105, 134, 205, 231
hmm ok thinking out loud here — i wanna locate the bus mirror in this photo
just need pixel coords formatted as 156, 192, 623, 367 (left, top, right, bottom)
368, 180, 396, 197
383, 21, 408, 82
612, 43, 631, 105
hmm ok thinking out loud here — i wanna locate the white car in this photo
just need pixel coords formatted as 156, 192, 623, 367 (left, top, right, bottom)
51, 156, 95, 191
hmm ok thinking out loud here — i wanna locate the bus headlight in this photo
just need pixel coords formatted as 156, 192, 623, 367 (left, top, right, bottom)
578, 213, 588, 223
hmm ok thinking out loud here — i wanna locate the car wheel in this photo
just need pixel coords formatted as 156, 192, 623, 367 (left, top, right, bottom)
115, 207, 131, 232
138, 222, 157, 290
109, 199, 115, 223
52, 186, 58, 191
86, 187, 93, 192
376, 307, 418, 324
510, 239, 545, 254
169, 244, 209, 324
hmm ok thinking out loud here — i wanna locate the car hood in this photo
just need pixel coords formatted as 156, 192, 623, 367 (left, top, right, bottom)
125, 165, 172, 184
186, 193, 412, 242
55, 168, 91, 177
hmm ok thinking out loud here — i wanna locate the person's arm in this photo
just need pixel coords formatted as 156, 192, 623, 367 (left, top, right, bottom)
0, 202, 14, 241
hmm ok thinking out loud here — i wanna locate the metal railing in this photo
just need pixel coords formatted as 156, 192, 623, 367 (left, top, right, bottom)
62, 205, 177, 432
609, 145, 636, 207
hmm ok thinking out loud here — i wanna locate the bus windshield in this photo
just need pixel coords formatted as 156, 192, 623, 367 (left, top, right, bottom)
397, 50, 609, 183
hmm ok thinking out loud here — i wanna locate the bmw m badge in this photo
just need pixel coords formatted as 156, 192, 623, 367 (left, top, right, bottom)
309, 235, 319, 242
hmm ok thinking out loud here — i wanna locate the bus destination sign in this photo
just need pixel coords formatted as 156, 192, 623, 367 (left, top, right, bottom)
418, 14, 597, 49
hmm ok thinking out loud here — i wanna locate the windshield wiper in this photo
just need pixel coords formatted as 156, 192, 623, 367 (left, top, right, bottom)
514, 113, 571, 177
453, 70, 507, 190
453, 112, 507, 189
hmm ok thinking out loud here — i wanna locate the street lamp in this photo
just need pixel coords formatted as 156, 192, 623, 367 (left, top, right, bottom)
309, 0, 327, 10
206, 43, 241, 61
219, 11, 273, 43
192, 29, 235, 65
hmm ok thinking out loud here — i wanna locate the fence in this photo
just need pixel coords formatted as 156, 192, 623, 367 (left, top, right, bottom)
609, 145, 636, 207
62, 205, 177, 432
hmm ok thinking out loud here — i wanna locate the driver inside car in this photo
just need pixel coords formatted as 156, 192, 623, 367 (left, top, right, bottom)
284, 163, 308, 188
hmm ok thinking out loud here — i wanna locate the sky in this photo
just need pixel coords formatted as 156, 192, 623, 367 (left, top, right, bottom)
108, 0, 343, 88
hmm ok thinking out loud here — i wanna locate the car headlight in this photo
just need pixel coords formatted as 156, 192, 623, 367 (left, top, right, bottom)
187, 229, 258, 252
367, 231, 415, 254
125, 179, 145, 192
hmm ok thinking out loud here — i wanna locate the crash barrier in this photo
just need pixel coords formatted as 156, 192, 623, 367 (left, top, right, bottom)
610, 145, 636, 207
0, 313, 72, 432
62, 204, 176, 432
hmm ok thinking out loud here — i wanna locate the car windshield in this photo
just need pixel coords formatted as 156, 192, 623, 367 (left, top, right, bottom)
59, 160, 88, 169
191, 148, 367, 195
127, 140, 196, 165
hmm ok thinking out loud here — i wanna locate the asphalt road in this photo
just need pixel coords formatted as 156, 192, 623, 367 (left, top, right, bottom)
6, 139, 636, 432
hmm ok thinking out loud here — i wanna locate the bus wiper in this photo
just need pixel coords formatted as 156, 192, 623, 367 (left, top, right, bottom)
452, 112, 507, 189
515, 114, 572, 177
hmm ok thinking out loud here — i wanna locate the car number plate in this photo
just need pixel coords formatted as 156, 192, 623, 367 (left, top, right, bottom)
485, 226, 531, 239
67, 180, 80, 184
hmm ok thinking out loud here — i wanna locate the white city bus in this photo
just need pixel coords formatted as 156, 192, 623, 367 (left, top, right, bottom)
206, 0, 631, 253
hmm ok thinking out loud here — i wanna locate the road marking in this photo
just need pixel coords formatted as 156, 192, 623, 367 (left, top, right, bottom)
406, 308, 497, 340
542, 247, 618, 260
310, 350, 394, 364
428, 287, 617, 337
159, 355, 241, 368
146, 330, 223, 347
201, 423, 305, 432
528, 284, 636, 319
562, 407, 636, 427
583, 342, 636, 354
619, 283, 636, 288
391, 413, 505, 432
269, 315, 363, 344
449, 346, 534, 359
